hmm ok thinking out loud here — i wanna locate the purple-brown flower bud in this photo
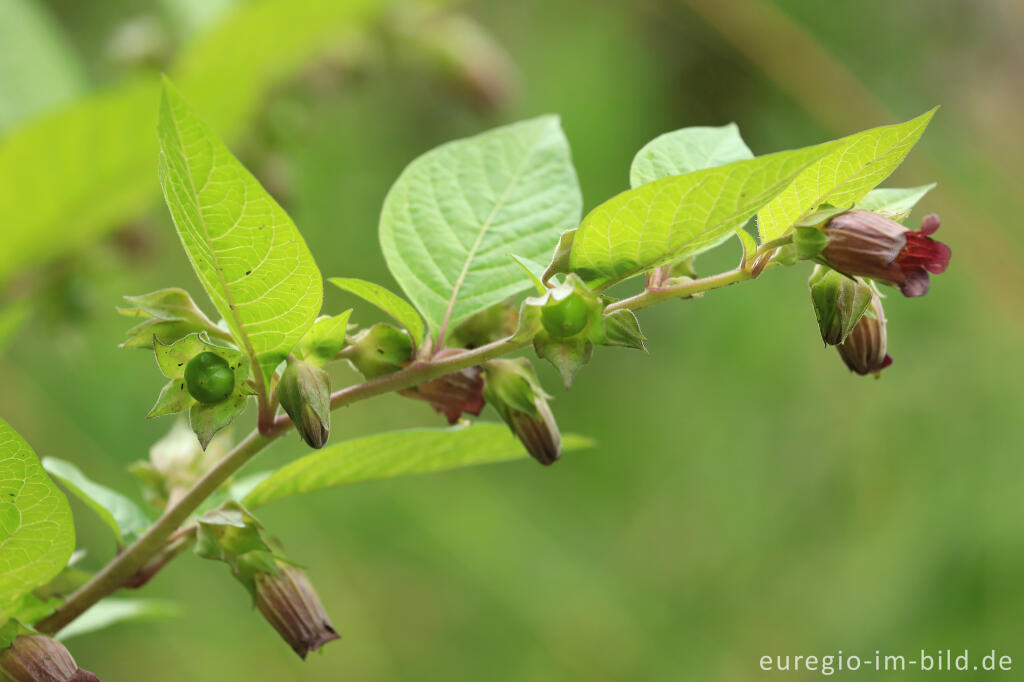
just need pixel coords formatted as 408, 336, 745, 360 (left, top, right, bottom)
277, 359, 331, 449
253, 561, 340, 660
398, 349, 485, 424
483, 359, 561, 465
821, 210, 950, 297
836, 295, 893, 376
0, 636, 99, 682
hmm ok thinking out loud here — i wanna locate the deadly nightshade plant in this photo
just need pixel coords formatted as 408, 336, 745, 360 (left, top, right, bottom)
0, 79, 950, 677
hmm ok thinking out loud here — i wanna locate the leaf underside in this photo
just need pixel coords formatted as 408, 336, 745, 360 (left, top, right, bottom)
157, 79, 323, 377
379, 115, 583, 332
756, 109, 935, 242
0, 418, 75, 619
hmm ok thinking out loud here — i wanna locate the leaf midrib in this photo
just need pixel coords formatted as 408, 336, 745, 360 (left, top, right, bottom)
436, 124, 547, 336
163, 97, 263, 386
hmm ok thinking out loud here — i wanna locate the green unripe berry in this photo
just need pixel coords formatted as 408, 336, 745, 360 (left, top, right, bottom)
541, 294, 589, 338
185, 352, 235, 403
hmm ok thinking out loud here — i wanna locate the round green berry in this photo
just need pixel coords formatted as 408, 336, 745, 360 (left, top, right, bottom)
184, 352, 235, 404
541, 294, 590, 338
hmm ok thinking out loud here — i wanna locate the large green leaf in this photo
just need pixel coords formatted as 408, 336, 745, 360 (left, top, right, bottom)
329, 277, 424, 347
756, 109, 935, 242
568, 143, 837, 289
0, 0, 84, 132
243, 424, 595, 508
42, 458, 150, 546
158, 79, 323, 380
379, 116, 583, 333
0, 0, 387, 287
630, 123, 753, 188
0, 418, 75, 619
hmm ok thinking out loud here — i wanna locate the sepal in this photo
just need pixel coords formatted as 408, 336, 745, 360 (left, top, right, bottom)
118, 288, 228, 349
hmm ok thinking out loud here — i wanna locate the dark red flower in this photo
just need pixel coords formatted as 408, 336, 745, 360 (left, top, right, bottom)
399, 360, 485, 424
821, 210, 950, 297
836, 296, 893, 376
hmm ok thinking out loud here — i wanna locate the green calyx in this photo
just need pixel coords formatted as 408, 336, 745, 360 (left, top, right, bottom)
541, 292, 590, 338
347, 323, 414, 380
185, 352, 236, 404
482, 359, 561, 466
808, 266, 874, 345
277, 358, 331, 449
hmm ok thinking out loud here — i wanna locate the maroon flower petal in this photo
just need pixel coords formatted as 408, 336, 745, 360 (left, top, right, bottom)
898, 269, 931, 297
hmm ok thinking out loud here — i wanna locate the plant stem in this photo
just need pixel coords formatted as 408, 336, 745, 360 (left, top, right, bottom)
604, 268, 753, 313
37, 262, 769, 635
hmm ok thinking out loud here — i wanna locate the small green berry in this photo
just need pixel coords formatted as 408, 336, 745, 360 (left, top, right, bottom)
184, 351, 235, 403
541, 294, 589, 338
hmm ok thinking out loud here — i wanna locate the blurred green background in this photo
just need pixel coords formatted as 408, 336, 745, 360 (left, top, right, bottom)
2, 0, 1023, 679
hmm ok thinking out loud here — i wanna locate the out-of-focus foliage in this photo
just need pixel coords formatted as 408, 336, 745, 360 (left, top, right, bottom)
1, 0, 1022, 680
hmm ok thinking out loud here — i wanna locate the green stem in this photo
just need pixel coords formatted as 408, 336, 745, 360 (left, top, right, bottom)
37, 262, 768, 635
604, 268, 753, 313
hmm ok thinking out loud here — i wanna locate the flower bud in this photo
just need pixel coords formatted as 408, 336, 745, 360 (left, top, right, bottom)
836, 295, 893, 376
483, 359, 561, 465
0, 636, 100, 682
277, 359, 331, 449
820, 210, 950, 297
253, 561, 340, 660
807, 266, 874, 345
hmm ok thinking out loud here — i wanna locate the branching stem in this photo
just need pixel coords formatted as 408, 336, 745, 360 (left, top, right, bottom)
36, 258, 779, 635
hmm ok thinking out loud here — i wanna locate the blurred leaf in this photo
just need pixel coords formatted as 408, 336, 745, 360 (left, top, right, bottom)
42, 457, 150, 546
856, 183, 936, 221
379, 116, 582, 332
55, 598, 180, 642
630, 123, 753, 188
757, 110, 935, 242
568, 144, 835, 289
296, 311, 352, 368
0, 0, 84, 131
0, 418, 75, 620
0, 0, 386, 287
158, 79, 323, 384
329, 278, 424, 347
0, 301, 30, 355
243, 424, 595, 508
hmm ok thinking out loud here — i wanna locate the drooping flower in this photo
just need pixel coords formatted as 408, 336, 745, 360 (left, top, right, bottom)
836, 295, 893, 376
253, 561, 340, 660
0, 635, 100, 682
821, 210, 950, 297
483, 358, 561, 465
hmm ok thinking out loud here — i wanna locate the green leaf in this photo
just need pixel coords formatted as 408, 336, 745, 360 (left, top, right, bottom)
630, 123, 754, 188
856, 183, 936, 221
295, 311, 352, 368
42, 458, 150, 546
158, 78, 323, 384
569, 143, 836, 289
757, 109, 935, 242
329, 278, 423, 347
0, 0, 84, 132
243, 424, 595, 508
0, 0, 388, 287
56, 599, 180, 642
0, 418, 75, 620
379, 115, 582, 332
